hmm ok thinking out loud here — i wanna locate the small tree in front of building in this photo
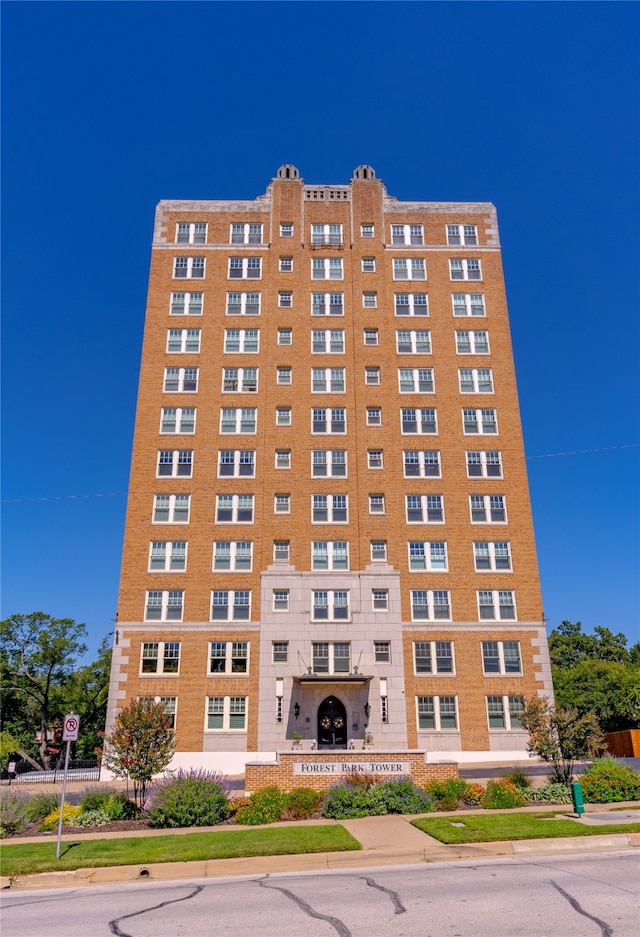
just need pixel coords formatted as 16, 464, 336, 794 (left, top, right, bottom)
520, 696, 604, 784
101, 699, 175, 809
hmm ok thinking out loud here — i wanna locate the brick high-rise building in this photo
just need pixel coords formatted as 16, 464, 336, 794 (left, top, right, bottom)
105, 165, 552, 774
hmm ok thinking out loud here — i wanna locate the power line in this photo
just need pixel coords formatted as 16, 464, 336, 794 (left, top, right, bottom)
526, 443, 639, 460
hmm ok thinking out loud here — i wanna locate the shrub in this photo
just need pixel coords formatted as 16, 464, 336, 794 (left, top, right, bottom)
322, 781, 386, 819
528, 783, 572, 804
70, 809, 111, 828
235, 786, 286, 825
425, 778, 469, 809
461, 783, 485, 806
375, 778, 435, 814
144, 768, 231, 829
80, 786, 115, 813
501, 767, 532, 792
482, 779, 526, 810
24, 792, 59, 823
0, 789, 32, 836
40, 803, 81, 831
580, 758, 640, 804
342, 771, 378, 789
103, 792, 137, 820
281, 788, 322, 820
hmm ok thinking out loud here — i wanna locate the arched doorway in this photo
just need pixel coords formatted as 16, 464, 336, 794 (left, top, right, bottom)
317, 696, 347, 749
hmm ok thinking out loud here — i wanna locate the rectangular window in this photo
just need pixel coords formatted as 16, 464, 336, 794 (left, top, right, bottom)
312, 329, 344, 354
396, 330, 431, 354
361, 257, 376, 273
141, 641, 181, 674
410, 590, 451, 621
311, 223, 342, 245
272, 639, 289, 659
220, 408, 257, 434
167, 329, 201, 353
367, 450, 384, 469
408, 541, 448, 571
312, 257, 343, 279
170, 292, 203, 316
366, 407, 382, 425
455, 330, 490, 354
364, 367, 380, 386
417, 695, 458, 730
217, 450, 255, 477
360, 223, 374, 238
478, 591, 517, 621
312, 367, 345, 392
228, 257, 262, 279
482, 641, 522, 674
230, 223, 263, 244
215, 494, 254, 523
213, 541, 253, 571
145, 590, 184, 622
393, 258, 426, 280
311, 407, 346, 434
312, 592, 350, 621
312, 641, 351, 672
153, 493, 190, 524
206, 696, 247, 731
157, 450, 193, 478
210, 590, 251, 621
391, 223, 424, 245
278, 328, 292, 345
466, 450, 502, 477
273, 540, 290, 562
447, 224, 477, 246
398, 368, 434, 393
364, 329, 379, 345
279, 256, 293, 272
487, 695, 524, 731
394, 293, 428, 317
452, 293, 486, 317
173, 256, 205, 279
370, 540, 387, 561
312, 540, 349, 570
276, 366, 292, 385
449, 258, 482, 281
459, 368, 494, 393
372, 589, 389, 611
414, 641, 454, 674
224, 329, 259, 353
273, 591, 290, 612
176, 222, 207, 244
470, 494, 507, 523
312, 494, 348, 523
403, 450, 441, 478
374, 641, 391, 662
274, 493, 290, 514
462, 408, 498, 435
148, 541, 187, 572
275, 449, 291, 468
160, 408, 195, 434
401, 408, 437, 434
276, 407, 291, 426
474, 541, 512, 571
163, 367, 198, 393
369, 493, 385, 514
278, 292, 293, 308
312, 450, 346, 477
226, 293, 260, 317
280, 223, 293, 237
362, 292, 377, 308
209, 641, 249, 673
222, 368, 258, 393
312, 292, 344, 316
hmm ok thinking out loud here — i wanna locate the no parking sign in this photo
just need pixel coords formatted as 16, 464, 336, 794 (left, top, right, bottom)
62, 714, 80, 741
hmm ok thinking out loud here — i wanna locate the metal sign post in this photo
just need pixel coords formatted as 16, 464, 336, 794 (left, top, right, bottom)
56, 714, 80, 861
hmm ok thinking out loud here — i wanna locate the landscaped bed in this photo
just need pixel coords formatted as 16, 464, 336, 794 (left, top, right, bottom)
412, 812, 640, 844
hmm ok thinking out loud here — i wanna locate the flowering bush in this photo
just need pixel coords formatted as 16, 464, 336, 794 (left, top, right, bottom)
0, 789, 32, 836
461, 783, 485, 806
41, 803, 82, 830
481, 779, 526, 809
580, 758, 640, 803
144, 768, 231, 828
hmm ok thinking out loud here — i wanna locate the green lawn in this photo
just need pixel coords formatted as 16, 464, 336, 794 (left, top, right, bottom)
0, 825, 361, 876
412, 812, 640, 844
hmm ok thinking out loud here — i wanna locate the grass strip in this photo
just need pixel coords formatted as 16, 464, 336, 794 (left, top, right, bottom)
411, 812, 640, 844
1, 825, 361, 876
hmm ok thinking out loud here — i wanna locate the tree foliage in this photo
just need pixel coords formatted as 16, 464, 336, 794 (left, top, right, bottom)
520, 696, 605, 783
101, 699, 175, 808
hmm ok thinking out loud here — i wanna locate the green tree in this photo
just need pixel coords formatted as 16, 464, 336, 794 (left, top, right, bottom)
0, 730, 20, 768
101, 699, 175, 808
64, 638, 112, 758
520, 697, 604, 783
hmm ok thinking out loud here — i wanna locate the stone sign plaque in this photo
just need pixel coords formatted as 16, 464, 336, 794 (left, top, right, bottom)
293, 761, 411, 777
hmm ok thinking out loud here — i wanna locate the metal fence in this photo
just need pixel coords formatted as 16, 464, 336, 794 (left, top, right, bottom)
1, 759, 100, 784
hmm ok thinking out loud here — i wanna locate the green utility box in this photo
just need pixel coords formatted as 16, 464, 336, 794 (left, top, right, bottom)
570, 781, 585, 816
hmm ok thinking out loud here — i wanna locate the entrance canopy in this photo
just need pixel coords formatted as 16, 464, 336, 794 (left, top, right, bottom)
293, 673, 373, 684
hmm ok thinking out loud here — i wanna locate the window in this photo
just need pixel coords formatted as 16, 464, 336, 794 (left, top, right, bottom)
210, 590, 251, 621
312, 368, 345, 392
312, 540, 349, 570
487, 695, 524, 731
273, 592, 290, 613
311, 223, 342, 245
453, 293, 486, 317
365, 367, 380, 385
163, 367, 198, 392
312, 641, 350, 672
149, 541, 187, 572
374, 641, 391, 662
398, 368, 434, 393
138, 696, 177, 728
312, 494, 347, 522
276, 366, 292, 384
224, 329, 259, 353
449, 258, 481, 280
361, 257, 376, 273
206, 696, 247, 731
470, 494, 506, 523
408, 541, 448, 571
279, 257, 293, 272
176, 222, 207, 244
381, 694, 389, 724
230, 223, 262, 244
391, 223, 424, 245
312, 292, 344, 316
414, 641, 454, 674
153, 493, 190, 524
463, 408, 497, 434
167, 329, 201, 353
273, 540, 290, 562
312, 329, 344, 353
274, 493, 290, 513
312, 592, 349, 621
280, 222, 293, 237
173, 256, 205, 279
367, 450, 383, 469
366, 407, 382, 425
170, 292, 203, 316
370, 540, 387, 561
160, 407, 195, 434
361, 223, 374, 238
275, 292, 293, 310
372, 589, 389, 611
312, 257, 343, 279
226, 293, 260, 316
221, 368, 258, 394
217, 450, 255, 477
272, 639, 289, 659
474, 542, 512, 571
403, 450, 441, 478
145, 590, 184, 621
364, 329, 379, 346
215, 494, 254, 522
276, 407, 291, 426
401, 408, 437, 434
275, 449, 291, 468
312, 449, 346, 476
141, 641, 181, 674
447, 224, 477, 246
396, 330, 431, 354
466, 450, 502, 478
482, 641, 521, 674
220, 408, 256, 434
478, 590, 517, 621
369, 493, 385, 514
228, 257, 262, 279
459, 368, 494, 393
363, 292, 377, 308
278, 328, 292, 345
209, 641, 249, 673
406, 494, 444, 523
417, 696, 458, 730
311, 407, 346, 434
395, 293, 428, 316
456, 330, 490, 354
157, 450, 193, 477
213, 541, 252, 571
393, 258, 426, 280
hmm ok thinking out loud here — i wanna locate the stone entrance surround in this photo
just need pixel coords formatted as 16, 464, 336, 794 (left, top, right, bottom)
245, 750, 458, 792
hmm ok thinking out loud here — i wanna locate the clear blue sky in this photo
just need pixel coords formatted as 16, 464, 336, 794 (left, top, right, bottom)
2, 2, 639, 661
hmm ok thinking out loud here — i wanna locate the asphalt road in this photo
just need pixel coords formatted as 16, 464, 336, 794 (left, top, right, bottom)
2, 851, 638, 937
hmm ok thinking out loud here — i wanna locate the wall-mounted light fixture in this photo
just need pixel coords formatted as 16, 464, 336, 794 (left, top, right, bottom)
294, 702, 300, 720
364, 703, 370, 719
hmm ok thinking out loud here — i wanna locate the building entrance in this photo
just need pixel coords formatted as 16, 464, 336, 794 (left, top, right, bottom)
317, 696, 347, 749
